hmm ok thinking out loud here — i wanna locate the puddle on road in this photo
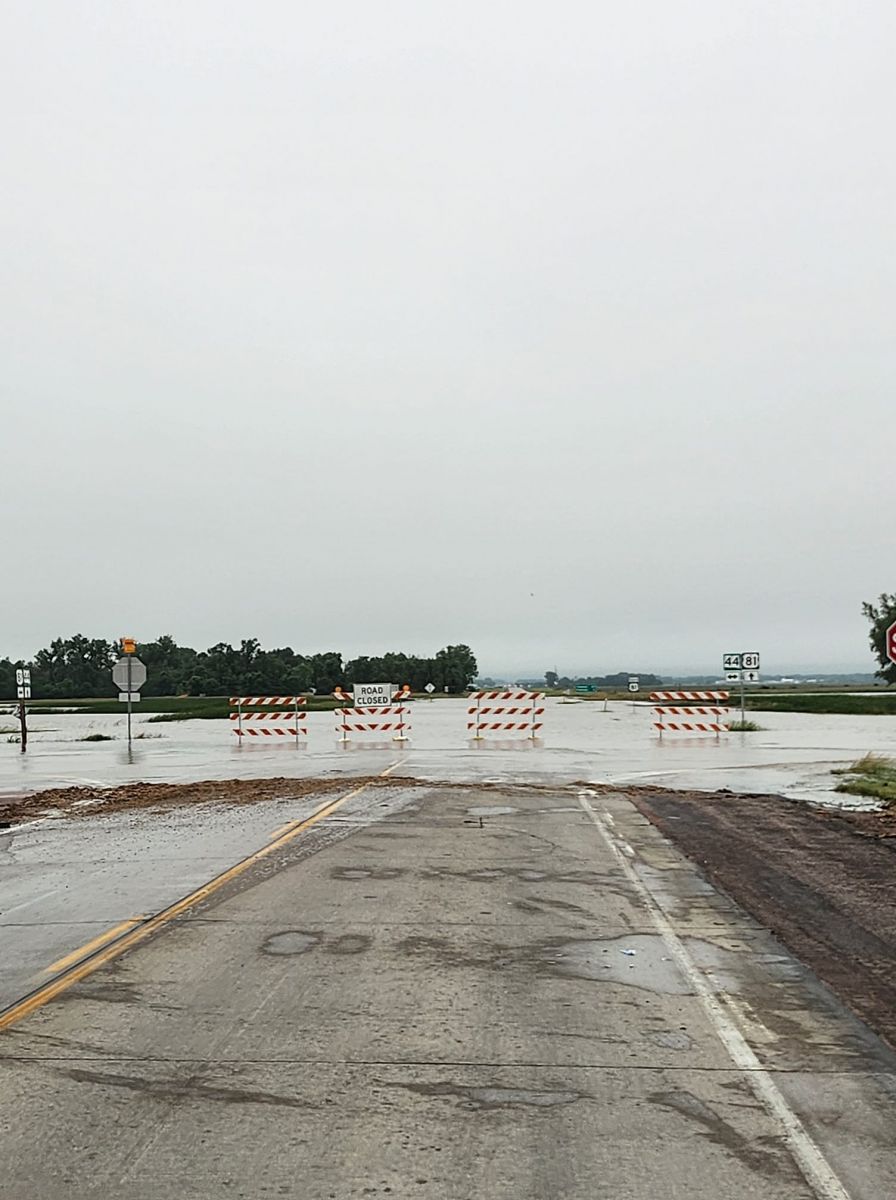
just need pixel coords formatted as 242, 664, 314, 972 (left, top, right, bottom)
542, 933, 693, 993
262, 931, 320, 956
651, 1030, 695, 1050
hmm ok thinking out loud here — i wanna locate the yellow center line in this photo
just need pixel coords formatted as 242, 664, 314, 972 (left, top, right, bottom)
44, 918, 145, 975
0, 766, 403, 1034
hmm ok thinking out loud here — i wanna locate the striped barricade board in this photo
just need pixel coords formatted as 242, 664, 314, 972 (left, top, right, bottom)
336, 705, 410, 743
467, 691, 545, 741
229, 696, 307, 741
649, 692, 730, 737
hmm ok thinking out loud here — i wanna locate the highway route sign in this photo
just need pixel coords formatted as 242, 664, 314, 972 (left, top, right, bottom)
887, 620, 896, 665
723, 653, 742, 671
628, 676, 639, 693
16, 668, 31, 700
112, 656, 147, 692
742, 652, 760, 670
354, 682, 392, 707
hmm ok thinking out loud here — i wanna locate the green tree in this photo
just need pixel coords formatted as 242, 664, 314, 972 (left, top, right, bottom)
435, 644, 478, 693
32, 635, 117, 698
0, 658, 16, 701
863, 593, 896, 686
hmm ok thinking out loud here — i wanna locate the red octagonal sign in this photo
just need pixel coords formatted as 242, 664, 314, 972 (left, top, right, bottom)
887, 620, 896, 666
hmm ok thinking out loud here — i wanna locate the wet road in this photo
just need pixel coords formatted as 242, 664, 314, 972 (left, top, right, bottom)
1, 780, 894, 1198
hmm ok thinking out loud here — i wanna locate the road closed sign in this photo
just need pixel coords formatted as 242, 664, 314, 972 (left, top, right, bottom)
354, 682, 393, 707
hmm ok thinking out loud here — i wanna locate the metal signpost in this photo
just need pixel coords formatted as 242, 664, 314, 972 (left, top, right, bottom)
15, 668, 30, 752
887, 620, 896, 666
112, 642, 147, 751
723, 651, 760, 725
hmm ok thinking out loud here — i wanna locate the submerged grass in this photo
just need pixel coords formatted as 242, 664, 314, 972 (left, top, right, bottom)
727, 720, 764, 732
833, 753, 896, 804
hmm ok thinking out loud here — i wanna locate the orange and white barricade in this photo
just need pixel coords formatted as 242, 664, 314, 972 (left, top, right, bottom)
335, 684, 411, 744
230, 696, 307, 744
467, 690, 544, 741
650, 691, 729, 737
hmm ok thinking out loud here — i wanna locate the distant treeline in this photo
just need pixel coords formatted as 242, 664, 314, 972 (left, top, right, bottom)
542, 671, 664, 689
0, 636, 478, 700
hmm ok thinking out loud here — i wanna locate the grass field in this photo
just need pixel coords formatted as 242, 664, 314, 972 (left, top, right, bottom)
741, 693, 896, 715
19, 696, 341, 720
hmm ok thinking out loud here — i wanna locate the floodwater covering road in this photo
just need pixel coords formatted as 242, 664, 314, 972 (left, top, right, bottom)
3, 697, 895, 807
1, 779, 895, 1199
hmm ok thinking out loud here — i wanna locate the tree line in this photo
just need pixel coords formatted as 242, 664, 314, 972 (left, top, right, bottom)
0, 636, 478, 701
543, 671, 664, 689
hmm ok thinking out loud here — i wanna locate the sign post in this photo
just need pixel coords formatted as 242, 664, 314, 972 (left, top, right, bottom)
112, 641, 147, 751
15, 668, 30, 753
724, 652, 759, 725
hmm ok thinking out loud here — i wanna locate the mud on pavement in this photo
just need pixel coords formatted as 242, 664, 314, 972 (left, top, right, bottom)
621, 785, 896, 1050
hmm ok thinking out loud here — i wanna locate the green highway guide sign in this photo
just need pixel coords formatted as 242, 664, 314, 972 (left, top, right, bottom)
575, 684, 595, 693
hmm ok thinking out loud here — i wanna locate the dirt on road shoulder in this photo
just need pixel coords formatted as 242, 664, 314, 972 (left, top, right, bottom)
0, 776, 426, 825
623, 787, 896, 1050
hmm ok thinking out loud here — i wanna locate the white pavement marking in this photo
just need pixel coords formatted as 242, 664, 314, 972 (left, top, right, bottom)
1, 889, 58, 918
578, 792, 852, 1200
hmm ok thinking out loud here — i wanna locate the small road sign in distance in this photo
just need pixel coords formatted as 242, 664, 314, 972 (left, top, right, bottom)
725, 671, 741, 682
628, 676, 640, 693
112, 656, 147, 692
723, 653, 742, 671
742, 652, 760, 670
424, 683, 435, 694
887, 620, 896, 666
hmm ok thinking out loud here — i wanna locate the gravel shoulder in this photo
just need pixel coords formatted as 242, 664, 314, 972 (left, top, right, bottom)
621, 786, 896, 1049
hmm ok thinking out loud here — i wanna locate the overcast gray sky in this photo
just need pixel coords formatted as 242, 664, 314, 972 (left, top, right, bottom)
3, 2, 893, 675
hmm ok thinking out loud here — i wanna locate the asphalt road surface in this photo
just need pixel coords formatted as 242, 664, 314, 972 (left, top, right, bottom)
1, 779, 894, 1199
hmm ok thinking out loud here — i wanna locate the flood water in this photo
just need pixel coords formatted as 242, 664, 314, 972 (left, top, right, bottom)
1, 697, 894, 808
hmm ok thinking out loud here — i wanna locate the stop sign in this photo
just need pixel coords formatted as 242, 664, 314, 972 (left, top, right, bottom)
887, 620, 896, 666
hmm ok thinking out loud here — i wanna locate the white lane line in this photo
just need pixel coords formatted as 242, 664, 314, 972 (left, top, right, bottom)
578, 792, 851, 1200
1, 889, 58, 918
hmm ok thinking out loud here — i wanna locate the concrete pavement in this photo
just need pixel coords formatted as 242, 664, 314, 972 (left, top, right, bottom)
1, 781, 894, 1198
